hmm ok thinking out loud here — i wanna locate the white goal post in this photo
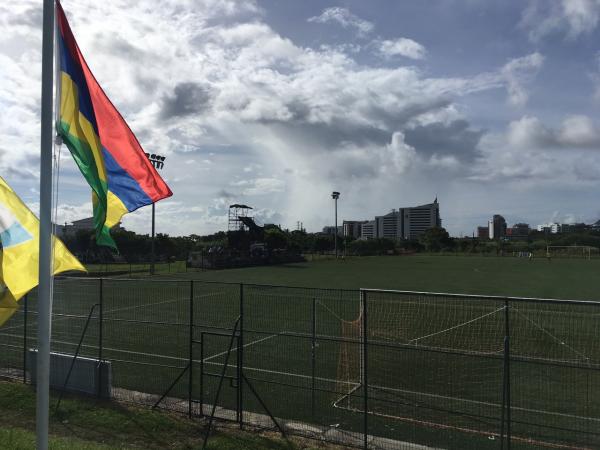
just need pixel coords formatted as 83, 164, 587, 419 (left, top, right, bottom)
545, 245, 598, 260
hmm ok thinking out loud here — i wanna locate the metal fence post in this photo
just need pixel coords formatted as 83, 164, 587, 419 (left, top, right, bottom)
505, 300, 511, 449
200, 332, 204, 417
238, 283, 244, 429
500, 300, 511, 450
98, 278, 104, 397
311, 297, 316, 418
362, 290, 368, 450
188, 280, 194, 418
23, 294, 28, 384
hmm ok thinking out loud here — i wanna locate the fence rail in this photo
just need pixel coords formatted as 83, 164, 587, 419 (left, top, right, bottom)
0, 277, 598, 450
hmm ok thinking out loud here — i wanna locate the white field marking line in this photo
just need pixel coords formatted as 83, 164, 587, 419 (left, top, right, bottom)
332, 403, 590, 450
15, 331, 280, 366
201, 360, 351, 386
407, 306, 505, 345
0, 291, 221, 333
334, 383, 600, 422
201, 333, 280, 363
9, 320, 597, 423
102, 291, 220, 315
0, 326, 590, 367
512, 307, 591, 362
316, 300, 349, 323
3, 330, 350, 386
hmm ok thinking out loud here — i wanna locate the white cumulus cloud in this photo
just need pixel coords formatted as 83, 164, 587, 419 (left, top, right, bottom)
308, 7, 374, 36
377, 38, 427, 60
521, 0, 600, 41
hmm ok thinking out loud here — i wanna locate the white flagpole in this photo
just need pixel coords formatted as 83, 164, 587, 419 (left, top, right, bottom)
38, 0, 55, 448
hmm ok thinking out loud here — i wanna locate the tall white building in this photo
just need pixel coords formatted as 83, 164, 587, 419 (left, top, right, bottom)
361, 199, 441, 240
361, 221, 376, 239
537, 223, 560, 233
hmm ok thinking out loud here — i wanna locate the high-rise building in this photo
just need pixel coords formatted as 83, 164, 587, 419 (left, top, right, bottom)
505, 223, 530, 240
401, 199, 442, 240
477, 226, 489, 239
360, 198, 441, 240
488, 214, 507, 239
343, 220, 368, 238
361, 221, 376, 239
375, 210, 400, 239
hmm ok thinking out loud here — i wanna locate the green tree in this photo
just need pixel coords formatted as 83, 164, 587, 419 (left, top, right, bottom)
264, 228, 289, 250
419, 227, 454, 252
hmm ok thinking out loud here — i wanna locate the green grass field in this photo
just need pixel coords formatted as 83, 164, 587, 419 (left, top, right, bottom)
159, 254, 600, 300
1, 255, 599, 450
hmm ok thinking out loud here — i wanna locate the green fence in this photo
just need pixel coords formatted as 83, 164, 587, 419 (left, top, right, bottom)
1, 278, 599, 449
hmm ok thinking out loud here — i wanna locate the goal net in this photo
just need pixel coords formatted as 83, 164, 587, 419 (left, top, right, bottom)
546, 245, 598, 259
334, 291, 508, 434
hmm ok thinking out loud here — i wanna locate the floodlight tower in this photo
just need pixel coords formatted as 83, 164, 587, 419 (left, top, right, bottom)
332, 191, 340, 258
146, 153, 166, 275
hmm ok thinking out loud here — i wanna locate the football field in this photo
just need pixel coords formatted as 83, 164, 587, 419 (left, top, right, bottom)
159, 254, 600, 300
1, 255, 599, 449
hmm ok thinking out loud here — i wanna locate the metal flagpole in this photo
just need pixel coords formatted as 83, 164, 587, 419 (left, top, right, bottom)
151, 202, 155, 274
37, 0, 55, 449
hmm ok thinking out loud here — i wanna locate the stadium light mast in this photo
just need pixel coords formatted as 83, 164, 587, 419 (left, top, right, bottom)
332, 191, 340, 259
146, 153, 166, 275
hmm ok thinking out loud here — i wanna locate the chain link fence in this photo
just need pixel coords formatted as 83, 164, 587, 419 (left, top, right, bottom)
0, 278, 598, 449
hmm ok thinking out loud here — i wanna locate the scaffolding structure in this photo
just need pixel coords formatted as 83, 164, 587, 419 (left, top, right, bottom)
228, 204, 253, 232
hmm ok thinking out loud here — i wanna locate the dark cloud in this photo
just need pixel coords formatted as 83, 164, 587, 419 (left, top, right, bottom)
161, 82, 212, 119
2, 166, 37, 180
103, 35, 147, 59
20, 6, 42, 28
369, 98, 453, 132
269, 120, 390, 149
255, 97, 453, 151
404, 120, 484, 161
216, 189, 236, 199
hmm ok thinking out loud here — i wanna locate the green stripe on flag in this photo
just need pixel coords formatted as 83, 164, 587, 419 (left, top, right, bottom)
58, 121, 116, 249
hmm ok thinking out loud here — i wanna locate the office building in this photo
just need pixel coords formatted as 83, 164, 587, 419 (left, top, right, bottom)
359, 198, 441, 240
343, 220, 368, 238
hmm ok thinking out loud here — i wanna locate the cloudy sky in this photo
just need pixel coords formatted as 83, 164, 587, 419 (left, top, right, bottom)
2, 0, 600, 237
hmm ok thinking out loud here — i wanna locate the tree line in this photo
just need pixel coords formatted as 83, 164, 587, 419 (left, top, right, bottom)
60, 226, 600, 263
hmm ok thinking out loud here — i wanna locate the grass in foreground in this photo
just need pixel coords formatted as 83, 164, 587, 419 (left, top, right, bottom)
0, 380, 336, 450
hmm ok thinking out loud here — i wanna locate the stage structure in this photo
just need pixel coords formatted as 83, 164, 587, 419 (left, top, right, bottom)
228, 204, 253, 232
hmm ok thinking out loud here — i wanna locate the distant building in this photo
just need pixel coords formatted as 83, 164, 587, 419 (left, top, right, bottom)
360, 221, 376, 239
359, 198, 441, 240
506, 223, 530, 240
537, 223, 560, 234
488, 215, 507, 240
477, 226, 489, 239
375, 210, 400, 239
57, 217, 122, 238
322, 226, 342, 235
343, 220, 367, 238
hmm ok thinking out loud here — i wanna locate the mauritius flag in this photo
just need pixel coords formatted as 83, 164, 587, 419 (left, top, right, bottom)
56, 1, 172, 248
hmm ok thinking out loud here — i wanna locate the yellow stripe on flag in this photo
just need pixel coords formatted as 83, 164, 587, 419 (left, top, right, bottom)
106, 191, 129, 229
60, 73, 108, 182
0, 176, 85, 327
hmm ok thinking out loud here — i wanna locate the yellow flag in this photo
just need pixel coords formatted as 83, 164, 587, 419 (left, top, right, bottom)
0, 176, 85, 326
